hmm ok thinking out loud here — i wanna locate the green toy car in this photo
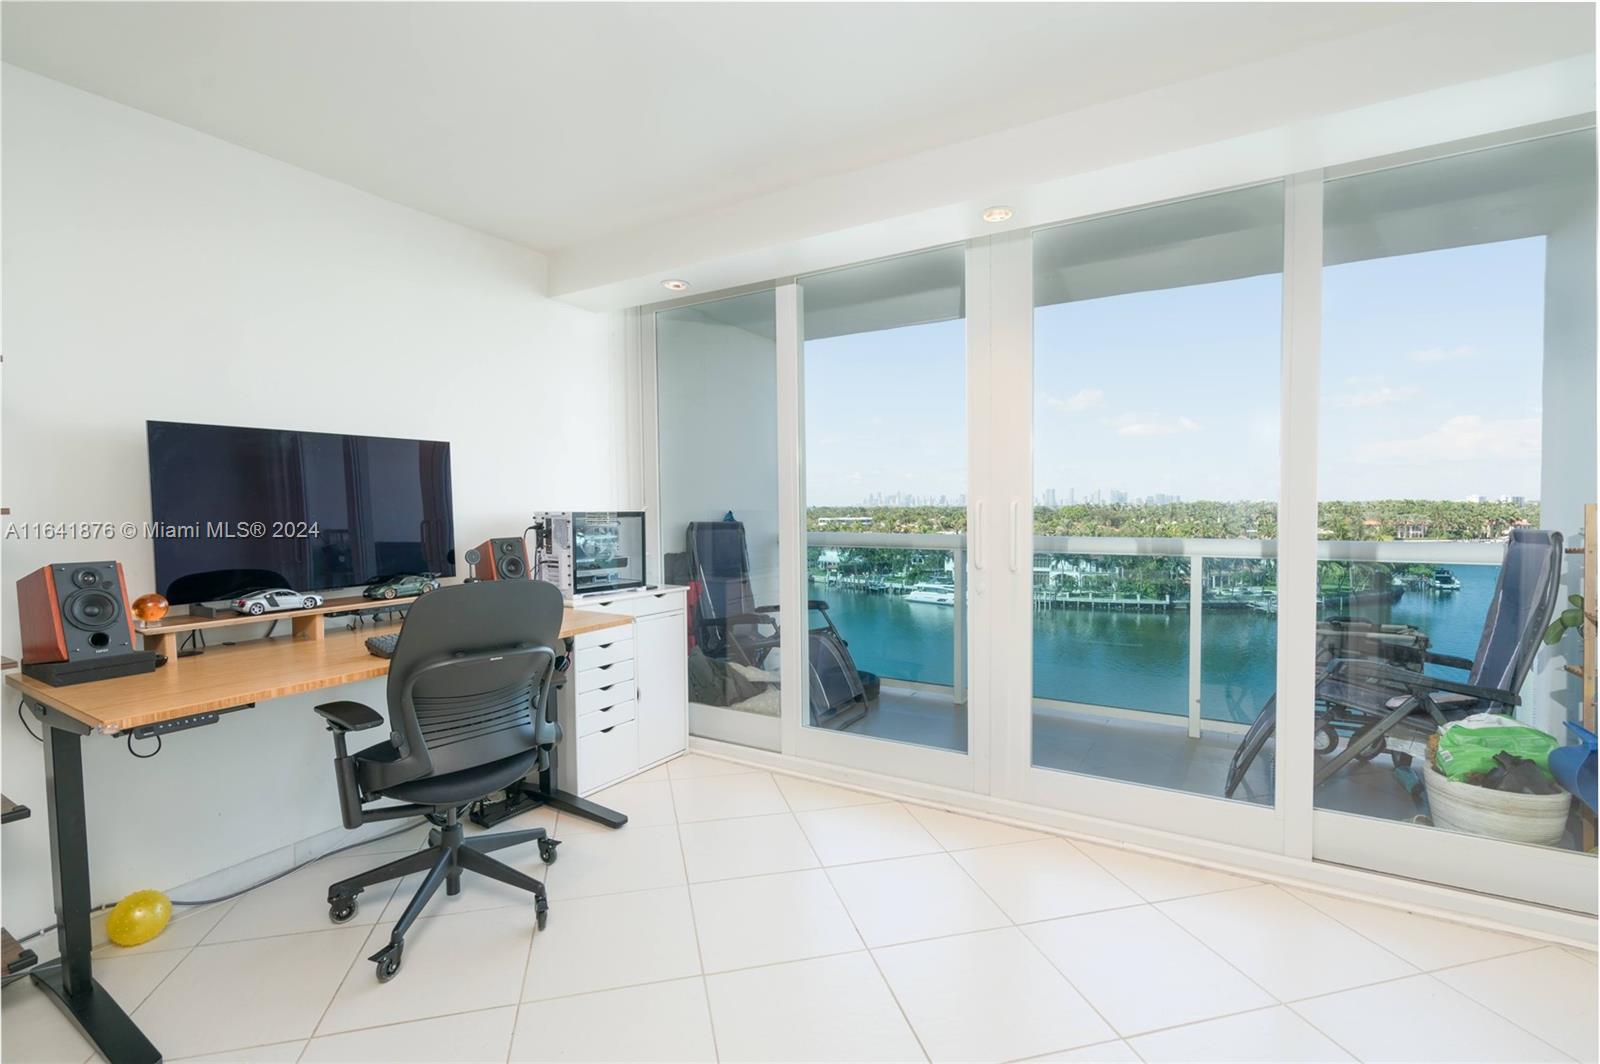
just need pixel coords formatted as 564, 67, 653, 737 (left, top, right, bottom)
363, 574, 440, 600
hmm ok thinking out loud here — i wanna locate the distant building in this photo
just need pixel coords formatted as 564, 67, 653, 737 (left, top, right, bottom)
1466, 494, 1488, 504
1043, 488, 1058, 507
1395, 517, 1430, 539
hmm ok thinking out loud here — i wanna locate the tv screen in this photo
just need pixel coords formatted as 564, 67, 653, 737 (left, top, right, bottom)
147, 421, 454, 605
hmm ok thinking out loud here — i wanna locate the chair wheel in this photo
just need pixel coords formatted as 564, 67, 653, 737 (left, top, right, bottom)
536, 904, 549, 931
375, 945, 403, 983
1314, 725, 1339, 755
539, 838, 560, 865
329, 898, 358, 924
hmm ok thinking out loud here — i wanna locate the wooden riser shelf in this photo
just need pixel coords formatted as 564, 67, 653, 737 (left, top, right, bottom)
140, 592, 420, 671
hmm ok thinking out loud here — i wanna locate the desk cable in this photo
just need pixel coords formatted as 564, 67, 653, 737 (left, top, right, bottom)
5, 817, 426, 953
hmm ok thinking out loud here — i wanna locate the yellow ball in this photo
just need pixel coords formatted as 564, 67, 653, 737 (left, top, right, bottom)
106, 890, 172, 947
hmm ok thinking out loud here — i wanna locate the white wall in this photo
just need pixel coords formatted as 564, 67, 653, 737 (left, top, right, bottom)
0, 66, 631, 942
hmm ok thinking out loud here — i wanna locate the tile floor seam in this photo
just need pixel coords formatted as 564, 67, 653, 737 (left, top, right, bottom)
1138, 894, 1292, 1018
1425, 956, 1592, 1062
806, 826, 933, 1063
304, 922, 383, 1048
1288, 970, 1578, 1063
503, 825, 548, 1064
1284, 885, 1554, 975
665, 763, 724, 1064
1010, 910, 1144, 1049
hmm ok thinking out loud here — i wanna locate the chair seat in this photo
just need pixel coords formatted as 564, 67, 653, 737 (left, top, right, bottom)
360, 745, 541, 805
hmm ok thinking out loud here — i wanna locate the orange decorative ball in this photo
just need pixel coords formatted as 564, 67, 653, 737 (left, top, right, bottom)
131, 593, 170, 624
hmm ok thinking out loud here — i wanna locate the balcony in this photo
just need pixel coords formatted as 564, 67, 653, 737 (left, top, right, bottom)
807, 529, 1518, 825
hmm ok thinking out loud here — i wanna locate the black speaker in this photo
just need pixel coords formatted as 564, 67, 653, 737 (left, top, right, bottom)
470, 538, 529, 581
17, 561, 160, 685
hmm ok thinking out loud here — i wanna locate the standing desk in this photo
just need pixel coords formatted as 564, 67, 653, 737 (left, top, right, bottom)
4, 607, 630, 1064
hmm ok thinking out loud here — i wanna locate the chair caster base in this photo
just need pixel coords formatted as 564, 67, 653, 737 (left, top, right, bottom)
536, 900, 549, 931
329, 896, 358, 924
538, 838, 559, 865
371, 942, 403, 983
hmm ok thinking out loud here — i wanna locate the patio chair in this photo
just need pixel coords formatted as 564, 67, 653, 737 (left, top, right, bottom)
685, 520, 876, 729
1224, 528, 1565, 798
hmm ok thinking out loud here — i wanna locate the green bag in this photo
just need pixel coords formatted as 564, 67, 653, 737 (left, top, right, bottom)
1434, 715, 1559, 781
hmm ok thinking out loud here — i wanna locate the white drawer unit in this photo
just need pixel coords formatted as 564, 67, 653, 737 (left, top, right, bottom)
575, 719, 638, 793
555, 587, 691, 797
576, 679, 633, 715
576, 699, 637, 737
574, 658, 633, 694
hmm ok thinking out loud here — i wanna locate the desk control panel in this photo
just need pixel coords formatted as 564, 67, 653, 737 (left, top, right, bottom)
128, 704, 252, 741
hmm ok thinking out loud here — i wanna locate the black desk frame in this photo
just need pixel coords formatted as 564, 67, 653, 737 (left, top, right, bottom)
28, 700, 161, 1064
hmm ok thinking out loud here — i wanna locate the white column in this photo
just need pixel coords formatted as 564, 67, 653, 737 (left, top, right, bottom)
775, 283, 807, 754
1188, 555, 1204, 739
1276, 171, 1324, 859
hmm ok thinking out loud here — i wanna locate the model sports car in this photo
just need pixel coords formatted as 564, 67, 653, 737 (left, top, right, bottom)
363, 574, 440, 600
232, 588, 325, 615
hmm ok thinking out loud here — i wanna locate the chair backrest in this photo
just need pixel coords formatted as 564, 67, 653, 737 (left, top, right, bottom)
371, 579, 563, 791
685, 521, 757, 623
1469, 528, 1564, 696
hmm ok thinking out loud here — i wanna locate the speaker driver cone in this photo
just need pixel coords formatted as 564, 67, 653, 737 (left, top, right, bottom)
64, 588, 121, 630
500, 555, 525, 578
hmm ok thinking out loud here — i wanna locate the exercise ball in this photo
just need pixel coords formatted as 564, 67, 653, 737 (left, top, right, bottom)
106, 889, 172, 947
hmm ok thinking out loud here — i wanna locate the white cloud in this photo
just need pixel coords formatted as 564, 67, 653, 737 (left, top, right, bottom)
1329, 385, 1420, 409
1407, 345, 1477, 364
1114, 415, 1201, 438
1357, 414, 1540, 463
1043, 388, 1104, 413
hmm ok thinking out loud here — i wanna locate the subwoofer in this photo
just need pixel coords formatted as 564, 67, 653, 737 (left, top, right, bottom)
17, 562, 160, 685
470, 538, 529, 581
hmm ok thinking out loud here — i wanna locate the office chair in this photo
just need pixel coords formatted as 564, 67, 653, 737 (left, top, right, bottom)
1225, 528, 1564, 798
685, 520, 877, 729
313, 579, 565, 983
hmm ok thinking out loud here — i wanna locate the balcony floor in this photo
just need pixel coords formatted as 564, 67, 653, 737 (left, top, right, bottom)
854, 688, 1582, 836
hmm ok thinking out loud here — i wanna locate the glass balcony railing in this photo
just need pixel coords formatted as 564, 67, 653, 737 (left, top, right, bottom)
807, 530, 1505, 739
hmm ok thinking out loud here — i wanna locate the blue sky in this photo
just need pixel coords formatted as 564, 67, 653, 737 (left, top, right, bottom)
804, 237, 1546, 505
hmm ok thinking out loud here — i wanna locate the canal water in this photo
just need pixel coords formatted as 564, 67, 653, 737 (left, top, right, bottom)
811, 563, 1500, 724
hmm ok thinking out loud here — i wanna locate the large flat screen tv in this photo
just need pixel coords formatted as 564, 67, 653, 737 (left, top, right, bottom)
148, 421, 454, 605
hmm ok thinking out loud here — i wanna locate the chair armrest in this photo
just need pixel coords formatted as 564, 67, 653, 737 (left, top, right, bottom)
1327, 659, 1520, 707
314, 700, 384, 732
1423, 651, 1475, 671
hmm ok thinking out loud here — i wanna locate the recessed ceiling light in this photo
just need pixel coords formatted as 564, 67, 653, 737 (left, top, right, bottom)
661, 279, 690, 291
981, 206, 1015, 223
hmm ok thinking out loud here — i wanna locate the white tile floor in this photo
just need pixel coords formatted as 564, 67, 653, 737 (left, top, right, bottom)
3, 751, 1595, 1064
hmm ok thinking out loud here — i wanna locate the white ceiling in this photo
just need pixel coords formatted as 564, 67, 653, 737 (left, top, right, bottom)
2, 2, 1421, 254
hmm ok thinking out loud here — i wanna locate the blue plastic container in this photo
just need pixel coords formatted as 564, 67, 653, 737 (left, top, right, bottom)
1549, 721, 1598, 814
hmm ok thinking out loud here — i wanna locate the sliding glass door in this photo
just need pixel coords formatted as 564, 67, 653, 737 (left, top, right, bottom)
1311, 130, 1596, 910
655, 291, 784, 752
645, 122, 1596, 911
791, 248, 976, 785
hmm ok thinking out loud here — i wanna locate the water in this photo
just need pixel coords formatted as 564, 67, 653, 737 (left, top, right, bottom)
810, 563, 1499, 723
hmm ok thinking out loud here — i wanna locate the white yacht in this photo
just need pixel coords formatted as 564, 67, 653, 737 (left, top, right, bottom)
905, 582, 956, 606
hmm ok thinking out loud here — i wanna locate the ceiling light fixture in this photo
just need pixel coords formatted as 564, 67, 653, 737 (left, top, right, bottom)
661, 279, 690, 292
981, 206, 1015, 223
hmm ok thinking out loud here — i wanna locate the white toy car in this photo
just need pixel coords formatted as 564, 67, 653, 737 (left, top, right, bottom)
232, 588, 324, 615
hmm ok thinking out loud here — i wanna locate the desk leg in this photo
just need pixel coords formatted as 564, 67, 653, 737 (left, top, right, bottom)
32, 716, 161, 1064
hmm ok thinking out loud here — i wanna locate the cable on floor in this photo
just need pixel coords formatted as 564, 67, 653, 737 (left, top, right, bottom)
9, 817, 426, 946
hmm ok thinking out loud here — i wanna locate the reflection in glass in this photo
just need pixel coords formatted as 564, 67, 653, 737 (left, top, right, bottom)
657, 292, 782, 750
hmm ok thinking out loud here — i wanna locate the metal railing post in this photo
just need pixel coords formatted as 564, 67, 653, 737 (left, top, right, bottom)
1188, 555, 1204, 739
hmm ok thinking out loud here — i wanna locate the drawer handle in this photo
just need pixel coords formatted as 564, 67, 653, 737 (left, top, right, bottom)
598, 683, 617, 693
600, 725, 615, 734
597, 663, 614, 671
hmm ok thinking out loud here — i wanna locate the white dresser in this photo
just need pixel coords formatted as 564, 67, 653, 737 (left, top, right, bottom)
555, 586, 689, 796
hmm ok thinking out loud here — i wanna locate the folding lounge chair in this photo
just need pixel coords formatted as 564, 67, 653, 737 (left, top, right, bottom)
685, 520, 876, 729
1225, 528, 1565, 798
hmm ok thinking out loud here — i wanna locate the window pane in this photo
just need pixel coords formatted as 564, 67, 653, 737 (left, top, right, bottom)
1312, 130, 1597, 852
657, 292, 782, 751
1032, 183, 1284, 803
802, 246, 969, 752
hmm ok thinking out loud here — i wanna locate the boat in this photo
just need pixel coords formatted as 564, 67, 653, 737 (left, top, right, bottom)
904, 582, 956, 606
1430, 567, 1462, 592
